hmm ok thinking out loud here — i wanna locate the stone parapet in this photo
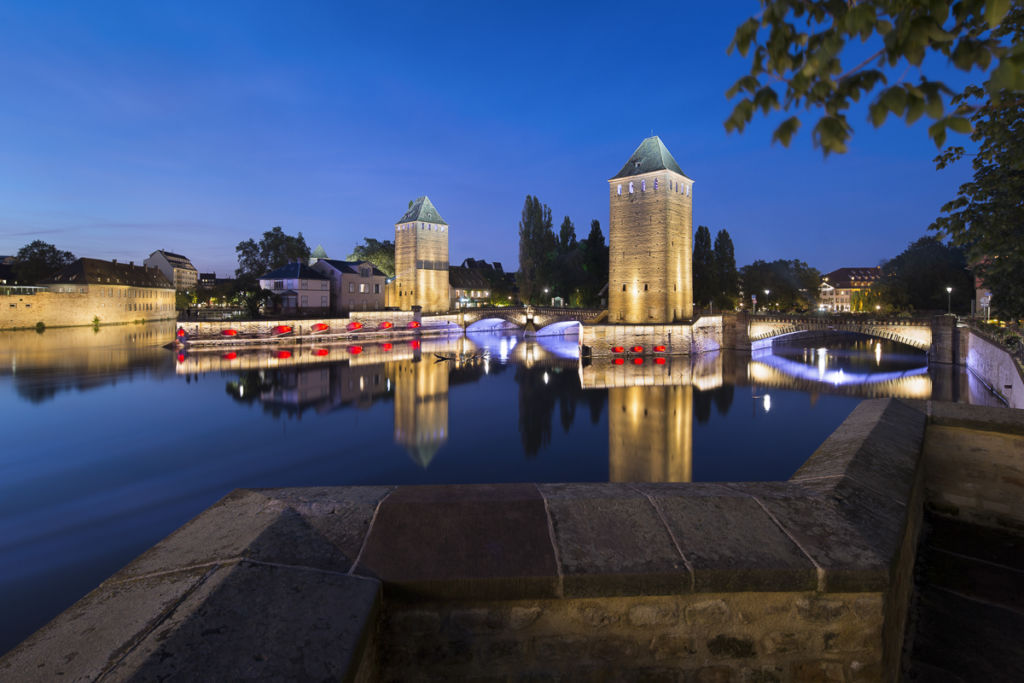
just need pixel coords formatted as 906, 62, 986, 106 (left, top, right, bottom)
1, 398, 936, 681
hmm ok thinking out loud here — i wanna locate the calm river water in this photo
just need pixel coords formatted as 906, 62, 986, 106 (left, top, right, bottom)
0, 321, 1003, 652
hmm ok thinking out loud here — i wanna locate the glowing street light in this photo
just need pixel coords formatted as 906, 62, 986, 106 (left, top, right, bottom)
946, 286, 953, 315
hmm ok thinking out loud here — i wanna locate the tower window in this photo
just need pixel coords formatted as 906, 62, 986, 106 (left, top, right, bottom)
628, 181, 634, 194
653, 178, 658, 190
644, 283, 648, 291
617, 184, 622, 195
622, 284, 626, 291
641, 179, 646, 192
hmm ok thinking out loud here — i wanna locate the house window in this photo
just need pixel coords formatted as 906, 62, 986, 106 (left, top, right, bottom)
301, 295, 308, 307
274, 280, 283, 290
359, 283, 367, 293
617, 184, 622, 195
321, 296, 328, 307
374, 284, 380, 293
349, 283, 355, 293
628, 181, 634, 194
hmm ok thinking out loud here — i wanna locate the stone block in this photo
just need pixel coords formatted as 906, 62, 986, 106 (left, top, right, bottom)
684, 598, 731, 625
650, 633, 697, 661
538, 483, 688, 597
356, 484, 559, 599
638, 484, 816, 592
0, 566, 211, 681
108, 563, 378, 681
707, 635, 756, 659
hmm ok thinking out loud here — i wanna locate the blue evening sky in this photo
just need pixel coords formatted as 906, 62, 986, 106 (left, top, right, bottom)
0, 1, 978, 276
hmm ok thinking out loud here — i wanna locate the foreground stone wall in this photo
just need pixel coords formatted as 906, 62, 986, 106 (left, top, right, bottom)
1, 399, 930, 681
383, 592, 885, 681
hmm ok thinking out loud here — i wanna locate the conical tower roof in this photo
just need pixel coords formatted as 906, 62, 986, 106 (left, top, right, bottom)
611, 136, 687, 179
397, 196, 447, 226
311, 245, 328, 259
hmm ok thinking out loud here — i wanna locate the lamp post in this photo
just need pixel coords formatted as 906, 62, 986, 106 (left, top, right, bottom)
946, 286, 952, 315
764, 289, 770, 314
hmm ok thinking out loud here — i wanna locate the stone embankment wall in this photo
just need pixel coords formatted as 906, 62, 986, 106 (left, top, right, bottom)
581, 316, 722, 357
921, 402, 1024, 532
959, 328, 1024, 409
1, 398, 930, 681
1, 291, 175, 330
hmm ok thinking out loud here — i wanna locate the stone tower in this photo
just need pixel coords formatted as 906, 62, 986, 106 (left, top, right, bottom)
394, 196, 449, 313
608, 136, 693, 323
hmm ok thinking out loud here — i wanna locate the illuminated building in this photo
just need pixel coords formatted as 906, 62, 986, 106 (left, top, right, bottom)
608, 136, 693, 323
394, 196, 450, 313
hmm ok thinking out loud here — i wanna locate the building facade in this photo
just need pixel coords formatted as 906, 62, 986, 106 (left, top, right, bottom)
608, 136, 693, 323
2, 258, 175, 329
144, 250, 199, 291
818, 267, 882, 312
312, 259, 386, 313
258, 262, 331, 314
394, 196, 449, 313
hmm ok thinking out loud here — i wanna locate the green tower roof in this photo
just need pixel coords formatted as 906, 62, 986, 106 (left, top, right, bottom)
311, 245, 328, 259
397, 196, 448, 226
611, 136, 687, 180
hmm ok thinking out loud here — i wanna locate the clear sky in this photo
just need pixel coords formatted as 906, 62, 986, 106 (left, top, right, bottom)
0, 1, 977, 276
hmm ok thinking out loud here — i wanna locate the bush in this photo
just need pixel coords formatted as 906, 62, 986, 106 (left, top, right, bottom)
34, 321, 45, 333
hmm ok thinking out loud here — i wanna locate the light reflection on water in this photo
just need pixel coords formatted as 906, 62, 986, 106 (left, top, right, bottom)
0, 323, 1004, 654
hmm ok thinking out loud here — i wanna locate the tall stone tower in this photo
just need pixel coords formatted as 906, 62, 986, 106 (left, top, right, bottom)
394, 196, 449, 313
608, 136, 693, 323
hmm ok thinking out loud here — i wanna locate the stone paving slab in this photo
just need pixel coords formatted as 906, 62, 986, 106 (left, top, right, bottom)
103, 562, 380, 682
355, 484, 560, 599
927, 400, 1024, 435
0, 565, 213, 681
538, 483, 688, 597
638, 483, 818, 592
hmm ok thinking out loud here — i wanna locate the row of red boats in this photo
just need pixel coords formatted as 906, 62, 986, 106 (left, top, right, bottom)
176, 319, 422, 342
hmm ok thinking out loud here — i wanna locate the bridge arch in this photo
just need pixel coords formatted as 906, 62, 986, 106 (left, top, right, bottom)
466, 317, 523, 332
533, 320, 582, 338
748, 317, 932, 352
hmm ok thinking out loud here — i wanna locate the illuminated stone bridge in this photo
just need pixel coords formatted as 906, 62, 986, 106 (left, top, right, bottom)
749, 315, 936, 351
425, 306, 606, 335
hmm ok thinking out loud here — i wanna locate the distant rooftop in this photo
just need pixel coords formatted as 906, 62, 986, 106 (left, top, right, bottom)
318, 259, 386, 277
45, 258, 173, 289
151, 249, 197, 271
259, 262, 329, 281
397, 196, 447, 226
611, 136, 687, 180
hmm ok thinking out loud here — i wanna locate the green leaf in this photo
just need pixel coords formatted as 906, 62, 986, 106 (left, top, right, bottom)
869, 101, 888, 127
906, 96, 926, 124
985, 0, 1010, 29
946, 116, 973, 134
771, 116, 801, 146
929, 120, 947, 148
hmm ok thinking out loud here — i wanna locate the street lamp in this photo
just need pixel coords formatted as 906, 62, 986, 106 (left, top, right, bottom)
946, 286, 953, 315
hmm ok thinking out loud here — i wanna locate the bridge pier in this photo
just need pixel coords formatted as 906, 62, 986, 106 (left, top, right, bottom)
929, 315, 958, 365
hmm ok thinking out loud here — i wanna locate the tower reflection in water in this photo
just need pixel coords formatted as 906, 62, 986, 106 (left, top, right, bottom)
391, 355, 448, 468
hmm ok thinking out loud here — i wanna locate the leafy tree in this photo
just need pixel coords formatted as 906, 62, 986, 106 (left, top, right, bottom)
558, 216, 577, 253
582, 219, 610, 305
931, 86, 1024, 319
348, 237, 396, 277
692, 226, 716, 308
727, 2, 1024, 154
874, 235, 974, 312
713, 229, 740, 310
13, 240, 76, 284
741, 259, 821, 311
517, 195, 556, 304
235, 226, 310, 286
